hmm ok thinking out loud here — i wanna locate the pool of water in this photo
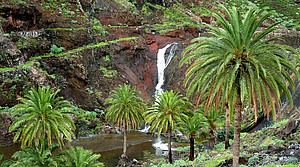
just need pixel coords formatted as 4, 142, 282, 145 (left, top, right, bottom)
71, 131, 163, 167
0, 131, 167, 167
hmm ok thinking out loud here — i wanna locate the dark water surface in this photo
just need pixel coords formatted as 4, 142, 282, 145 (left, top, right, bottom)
71, 131, 158, 167
0, 143, 21, 163
0, 131, 161, 167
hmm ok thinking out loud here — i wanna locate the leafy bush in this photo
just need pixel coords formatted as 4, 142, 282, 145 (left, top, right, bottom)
214, 142, 225, 151
58, 147, 104, 167
217, 127, 234, 140
272, 119, 289, 128
150, 159, 193, 167
248, 155, 260, 166
176, 146, 199, 152
286, 157, 299, 165
50, 44, 65, 54
0, 106, 11, 113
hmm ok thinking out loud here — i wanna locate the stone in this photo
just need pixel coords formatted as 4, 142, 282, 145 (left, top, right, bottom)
165, 30, 184, 38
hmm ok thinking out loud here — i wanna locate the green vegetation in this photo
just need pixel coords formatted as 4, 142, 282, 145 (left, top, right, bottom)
176, 113, 208, 161
180, 4, 299, 166
99, 66, 117, 78
248, 155, 260, 166
104, 84, 147, 159
145, 90, 193, 164
50, 44, 65, 54
9, 87, 75, 149
2, 144, 104, 167
3, 144, 61, 167
58, 147, 104, 167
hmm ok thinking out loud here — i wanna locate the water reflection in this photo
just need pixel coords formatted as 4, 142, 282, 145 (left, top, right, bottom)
71, 131, 166, 167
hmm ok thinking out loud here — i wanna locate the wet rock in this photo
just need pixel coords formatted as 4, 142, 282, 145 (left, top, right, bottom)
0, 112, 14, 146
0, 4, 42, 32
165, 30, 184, 38
266, 145, 285, 154
116, 156, 143, 167
88, 120, 98, 129
0, 36, 20, 59
285, 113, 300, 135
102, 125, 112, 133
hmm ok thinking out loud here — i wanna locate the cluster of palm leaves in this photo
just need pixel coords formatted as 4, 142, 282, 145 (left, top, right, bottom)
2, 87, 104, 167
1, 144, 103, 167
9, 87, 75, 149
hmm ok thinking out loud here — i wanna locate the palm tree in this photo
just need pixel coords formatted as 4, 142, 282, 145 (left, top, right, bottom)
9, 87, 75, 149
58, 147, 104, 167
104, 84, 146, 159
180, 5, 299, 167
145, 90, 193, 164
197, 106, 224, 148
177, 113, 208, 161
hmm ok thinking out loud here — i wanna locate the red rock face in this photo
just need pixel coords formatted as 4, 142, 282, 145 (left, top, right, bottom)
0, 2, 200, 110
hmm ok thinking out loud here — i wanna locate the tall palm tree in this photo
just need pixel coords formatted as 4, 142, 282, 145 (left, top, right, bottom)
9, 87, 75, 149
104, 84, 146, 159
58, 147, 104, 167
145, 90, 193, 164
180, 5, 299, 167
177, 113, 208, 161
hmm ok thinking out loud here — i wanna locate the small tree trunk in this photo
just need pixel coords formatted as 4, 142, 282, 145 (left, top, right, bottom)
225, 106, 230, 149
233, 94, 243, 167
189, 135, 195, 161
123, 130, 127, 158
168, 127, 173, 164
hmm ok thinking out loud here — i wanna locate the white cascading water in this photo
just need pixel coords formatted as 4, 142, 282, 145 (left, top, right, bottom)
155, 43, 178, 96
152, 42, 178, 155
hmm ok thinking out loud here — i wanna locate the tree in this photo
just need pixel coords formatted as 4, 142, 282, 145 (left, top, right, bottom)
58, 147, 104, 167
104, 84, 146, 159
145, 90, 193, 164
180, 5, 299, 167
177, 113, 208, 161
198, 106, 224, 148
9, 87, 75, 149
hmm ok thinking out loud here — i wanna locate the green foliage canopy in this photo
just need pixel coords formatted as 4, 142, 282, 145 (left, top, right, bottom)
9, 87, 75, 149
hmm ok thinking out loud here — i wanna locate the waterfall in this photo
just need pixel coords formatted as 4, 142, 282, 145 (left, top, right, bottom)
155, 42, 178, 96
140, 43, 178, 135
152, 42, 178, 155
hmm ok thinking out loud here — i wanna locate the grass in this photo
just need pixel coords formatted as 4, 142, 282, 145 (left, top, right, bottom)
201, 153, 232, 167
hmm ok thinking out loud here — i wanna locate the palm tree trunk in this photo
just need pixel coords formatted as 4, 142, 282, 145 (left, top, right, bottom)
189, 135, 195, 161
225, 106, 230, 149
123, 130, 127, 158
233, 94, 242, 167
168, 127, 173, 164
